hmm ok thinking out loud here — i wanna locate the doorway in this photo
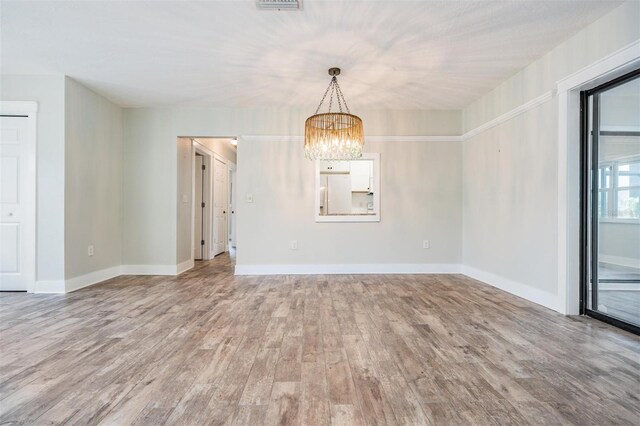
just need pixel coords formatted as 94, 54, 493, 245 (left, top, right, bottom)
581, 68, 640, 334
179, 137, 235, 268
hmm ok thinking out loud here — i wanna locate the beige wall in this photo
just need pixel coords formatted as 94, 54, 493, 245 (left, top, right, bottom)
123, 107, 461, 267
462, 1, 640, 304
122, 109, 176, 266
236, 138, 461, 268
463, 101, 559, 295
64, 77, 123, 282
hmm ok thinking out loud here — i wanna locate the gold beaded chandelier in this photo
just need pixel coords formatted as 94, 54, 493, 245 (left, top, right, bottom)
304, 68, 364, 160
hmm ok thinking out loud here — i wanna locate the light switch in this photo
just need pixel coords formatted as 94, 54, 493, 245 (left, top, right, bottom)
182, 194, 188, 203
246, 194, 253, 203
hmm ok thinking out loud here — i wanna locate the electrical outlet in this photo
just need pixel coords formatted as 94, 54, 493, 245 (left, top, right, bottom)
422, 240, 430, 249
88, 245, 94, 256
289, 240, 298, 250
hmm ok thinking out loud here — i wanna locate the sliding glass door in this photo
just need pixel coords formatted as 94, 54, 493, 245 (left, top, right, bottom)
582, 69, 640, 334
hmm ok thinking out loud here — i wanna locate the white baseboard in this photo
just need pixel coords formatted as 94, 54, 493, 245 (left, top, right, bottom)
234, 263, 560, 312
462, 265, 560, 312
33, 262, 566, 314
176, 259, 194, 274
120, 264, 180, 275
33, 262, 194, 294
33, 280, 65, 294
235, 263, 462, 275
65, 265, 122, 293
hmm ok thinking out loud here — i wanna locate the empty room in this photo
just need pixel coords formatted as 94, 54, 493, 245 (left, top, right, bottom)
1, 0, 639, 425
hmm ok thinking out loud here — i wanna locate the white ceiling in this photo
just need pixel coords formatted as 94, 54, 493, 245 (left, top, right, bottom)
1, 0, 623, 110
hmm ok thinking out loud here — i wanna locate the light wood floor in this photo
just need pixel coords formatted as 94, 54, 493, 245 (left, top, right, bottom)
1, 255, 639, 425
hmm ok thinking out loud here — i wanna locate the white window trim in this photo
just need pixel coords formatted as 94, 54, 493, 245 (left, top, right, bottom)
315, 153, 381, 223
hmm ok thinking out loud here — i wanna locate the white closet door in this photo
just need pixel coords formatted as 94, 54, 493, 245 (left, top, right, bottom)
0, 116, 32, 291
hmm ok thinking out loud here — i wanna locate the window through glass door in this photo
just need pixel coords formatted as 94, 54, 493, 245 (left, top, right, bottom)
582, 69, 640, 333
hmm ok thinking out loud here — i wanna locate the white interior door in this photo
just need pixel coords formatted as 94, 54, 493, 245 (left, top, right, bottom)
194, 155, 204, 260
0, 116, 32, 291
212, 156, 227, 256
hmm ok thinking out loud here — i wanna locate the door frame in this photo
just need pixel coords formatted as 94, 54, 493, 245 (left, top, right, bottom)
555, 41, 640, 315
0, 102, 37, 293
579, 68, 640, 335
193, 154, 205, 261
191, 139, 213, 264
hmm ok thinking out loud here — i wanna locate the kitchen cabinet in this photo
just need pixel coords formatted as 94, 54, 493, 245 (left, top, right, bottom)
350, 160, 372, 192
319, 160, 350, 173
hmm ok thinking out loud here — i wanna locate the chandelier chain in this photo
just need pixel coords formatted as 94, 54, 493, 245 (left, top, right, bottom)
335, 79, 344, 113
328, 80, 335, 113
314, 78, 333, 115
314, 75, 351, 115
334, 79, 350, 114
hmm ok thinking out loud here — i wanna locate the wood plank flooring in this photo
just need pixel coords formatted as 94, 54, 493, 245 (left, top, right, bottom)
1, 254, 639, 425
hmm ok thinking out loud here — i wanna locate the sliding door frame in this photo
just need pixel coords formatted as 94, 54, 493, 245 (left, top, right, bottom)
580, 67, 640, 335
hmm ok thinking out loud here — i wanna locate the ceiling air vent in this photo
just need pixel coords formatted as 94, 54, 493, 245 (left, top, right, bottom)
256, 0, 302, 11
